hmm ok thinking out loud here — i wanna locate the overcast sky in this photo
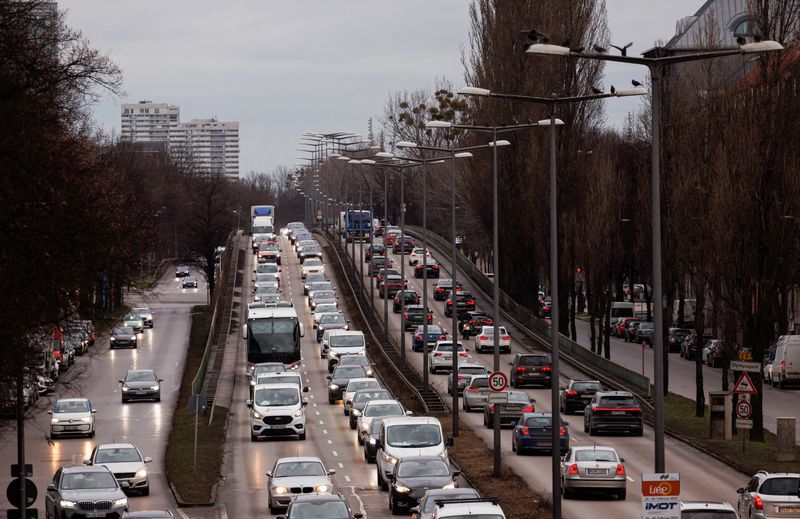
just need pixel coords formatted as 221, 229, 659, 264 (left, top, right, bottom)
65, 1, 701, 176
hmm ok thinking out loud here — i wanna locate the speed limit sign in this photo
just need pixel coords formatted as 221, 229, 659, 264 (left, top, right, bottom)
737, 400, 752, 419
488, 371, 508, 392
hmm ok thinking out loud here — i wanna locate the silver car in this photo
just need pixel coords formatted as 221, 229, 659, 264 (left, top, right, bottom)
266, 456, 335, 513
411, 488, 481, 519
561, 446, 627, 500
309, 289, 337, 310
254, 285, 279, 302
461, 375, 490, 412
342, 378, 382, 416
427, 341, 469, 374
45, 465, 128, 518
123, 314, 144, 333
356, 399, 409, 445
253, 273, 280, 291
737, 471, 800, 519
131, 307, 153, 328
49, 398, 96, 438
110, 327, 137, 349
86, 443, 152, 495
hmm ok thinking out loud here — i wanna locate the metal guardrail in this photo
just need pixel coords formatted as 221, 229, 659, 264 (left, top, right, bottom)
404, 225, 651, 396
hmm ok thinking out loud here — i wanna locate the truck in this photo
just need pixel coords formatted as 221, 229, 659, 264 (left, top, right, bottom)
250, 205, 275, 229
339, 210, 372, 243
251, 216, 275, 252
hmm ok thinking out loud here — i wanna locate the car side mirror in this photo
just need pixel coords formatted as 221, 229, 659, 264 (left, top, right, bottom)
352, 409, 361, 417
445, 437, 454, 447
266, 471, 273, 478
118, 380, 124, 384
408, 508, 418, 515
563, 421, 569, 426
619, 457, 625, 463
91, 409, 97, 413
83, 459, 92, 466
246, 400, 253, 408
327, 469, 337, 476
47, 484, 56, 491
158, 379, 164, 382
299, 323, 305, 337
303, 386, 310, 393
736, 487, 745, 494
326, 375, 332, 380
144, 457, 153, 463
531, 399, 536, 403
453, 470, 462, 478
387, 474, 395, 482
302, 399, 309, 406
47, 410, 52, 415
354, 513, 364, 519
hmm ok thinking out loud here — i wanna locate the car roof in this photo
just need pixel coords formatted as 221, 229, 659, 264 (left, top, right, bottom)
96, 443, 138, 450
62, 465, 114, 474
124, 512, 174, 518
596, 390, 634, 397
55, 397, 90, 403
127, 369, 155, 374
382, 416, 440, 427
680, 501, 736, 512
253, 383, 299, 391
275, 456, 324, 464
571, 445, 618, 453
328, 330, 364, 337
345, 377, 376, 385
435, 501, 504, 517
397, 455, 448, 464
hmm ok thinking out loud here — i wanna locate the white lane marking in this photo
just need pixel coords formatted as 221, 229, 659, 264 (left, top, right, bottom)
312, 402, 318, 407
627, 476, 635, 482
219, 505, 229, 519
323, 429, 328, 434
338, 462, 344, 468
315, 411, 320, 416
332, 450, 338, 457
319, 420, 324, 425
345, 475, 351, 482
174, 510, 191, 519
327, 439, 333, 444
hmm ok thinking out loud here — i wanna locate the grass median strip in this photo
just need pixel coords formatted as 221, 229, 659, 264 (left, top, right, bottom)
164, 304, 227, 504
664, 392, 800, 475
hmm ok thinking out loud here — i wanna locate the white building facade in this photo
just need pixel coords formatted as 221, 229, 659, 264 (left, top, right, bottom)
121, 101, 180, 143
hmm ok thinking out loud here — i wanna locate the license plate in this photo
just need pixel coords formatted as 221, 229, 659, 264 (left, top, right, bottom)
611, 411, 625, 415
538, 442, 552, 447
64, 426, 79, 431
266, 424, 286, 429
87, 513, 106, 518
779, 507, 800, 513
587, 468, 608, 475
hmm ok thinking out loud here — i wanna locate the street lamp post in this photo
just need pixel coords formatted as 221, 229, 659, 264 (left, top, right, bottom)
526, 34, 783, 474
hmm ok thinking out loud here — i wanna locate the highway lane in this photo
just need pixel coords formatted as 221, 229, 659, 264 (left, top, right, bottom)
216, 235, 393, 519
0, 268, 207, 514
344, 236, 750, 518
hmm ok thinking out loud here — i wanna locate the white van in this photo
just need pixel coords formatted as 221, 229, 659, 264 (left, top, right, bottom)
609, 302, 634, 323
247, 383, 307, 441
375, 416, 451, 490
772, 335, 800, 388
327, 330, 367, 371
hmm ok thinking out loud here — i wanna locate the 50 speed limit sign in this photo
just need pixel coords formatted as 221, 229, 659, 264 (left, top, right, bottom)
488, 371, 508, 392
737, 400, 752, 419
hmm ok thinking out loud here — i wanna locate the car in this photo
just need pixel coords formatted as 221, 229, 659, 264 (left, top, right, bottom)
45, 465, 129, 519
254, 285, 279, 303
584, 391, 643, 436
348, 388, 392, 429
325, 330, 366, 367
376, 268, 400, 288
461, 376, 490, 412
369, 255, 392, 276
413, 257, 440, 278
123, 314, 144, 333
447, 364, 488, 395
428, 341, 469, 374
119, 369, 163, 403
379, 275, 407, 298
561, 446, 627, 500
254, 372, 307, 392
474, 326, 511, 354
680, 501, 738, 519
681, 333, 715, 359
704, 339, 726, 367
49, 398, 96, 438
383, 228, 401, 246
366, 243, 387, 262
560, 379, 604, 414
257, 244, 282, 265
248, 361, 285, 382
393, 290, 421, 312
63, 332, 87, 356
327, 365, 368, 404
175, 265, 190, 277
404, 305, 433, 330
86, 443, 152, 495
110, 327, 137, 349
309, 289, 337, 310
301, 258, 325, 279
316, 313, 349, 342
375, 416, 449, 491
512, 412, 570, 455
303, 272, 327, 294
668, 327, 691, 353
265, 457, 335, 513
298, 244, 323, 263
356, 399, 409, 445
445, 291, 475, 317
363, 418, 385, 462
181, 276, 198, 288
410, 488, 481, 519
614, 317, 639, 338
254, 273, 280, 292
770, 334, 800, 388
393, 236, 416, 254
388, 456, 459, 514
306, 280, 334, 296
132, 307, 154, 328
279, 493, 362, 519
509, 353, 552, 388
433, 279, 462, 301
248, 383, 307, 441
737, 471, 800, 519
408, 247, 432, 266
429, 498, 506, 519
295, 239, 317, 255
312, 303, 339, 330
483, 389, 534, 428
256, 261, 281, 282
624, 320, 642, 342
342, 378, 382, 415
412, 325, 448, 353
636, 321, 655, 344
458, 311, 493, 339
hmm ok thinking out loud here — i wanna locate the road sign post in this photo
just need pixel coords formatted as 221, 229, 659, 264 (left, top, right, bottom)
732, 371, 757, 450
488, 371, 507, 478
642, 473, 680, 519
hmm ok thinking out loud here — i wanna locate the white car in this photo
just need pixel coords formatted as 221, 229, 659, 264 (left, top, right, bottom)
266, 457, 335, 514
680, 501, 738, 519
253, 273, 280, 292
408, 247, 432, 266
313, 303, 339, 329
428, 341, 469, 374
49, 398, 96, 438
431, 498, 506, 519
86, 443, 153, 495
342, 378, 382, 416
474, 326, 511, 354
131, 307, 153, 328
248, 383, 306, 441
301, 258, 325, 279
561, 445, 627, 500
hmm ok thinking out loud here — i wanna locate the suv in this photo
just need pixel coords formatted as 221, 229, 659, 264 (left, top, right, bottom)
584, 391, 643, 436
45, 466, 129, 519
393, 290, 420, 312
445, 291, 476, 317
403, 305, 433, 330
510, 353, 552, 388
433, 279, 462, 301
737, 471, 800, 519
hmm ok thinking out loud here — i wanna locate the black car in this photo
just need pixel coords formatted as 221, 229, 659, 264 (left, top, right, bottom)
459, 311, 494, 339
316, 313, 349, 342
584, 391, 643, 436
326, 365, 367, 404
393, 290, 420, 313
349, 389, 392, 429
512, 412, 570, 455
280, 493, 363, 519
362, 418, 384, 463
433, 279, 462, 301
560, 379, 604, 414
509, 353, 552, 388
668, 327, 691, 353
110, 327, 137, 349
365, 244, 386, 262
412, 325, 447, 352
120, 369, 163, 403
445, 291, 476, 317
392, 236, 416, 254
388, 456, 459, 514
175, 265, 190, 277
414, 258, 440, 278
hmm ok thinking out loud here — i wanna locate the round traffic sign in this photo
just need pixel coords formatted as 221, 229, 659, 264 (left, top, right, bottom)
737, 400, 752, 419
6, 478, 37, 508
488, 371, 508, 392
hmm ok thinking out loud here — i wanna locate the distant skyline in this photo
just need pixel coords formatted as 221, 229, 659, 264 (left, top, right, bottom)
65, 1, 702, 175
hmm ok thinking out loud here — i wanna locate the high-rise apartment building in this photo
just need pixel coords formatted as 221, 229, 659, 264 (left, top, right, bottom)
120, 101, 239, 179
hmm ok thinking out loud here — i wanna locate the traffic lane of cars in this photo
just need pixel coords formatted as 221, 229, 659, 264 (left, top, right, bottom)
219, 236, 393, 519
0, 276, 202, 514
355, 241, 747, 514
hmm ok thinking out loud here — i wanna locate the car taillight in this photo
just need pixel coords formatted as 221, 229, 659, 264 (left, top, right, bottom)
432, 265, 439, 269
434, 352, 442, 357
467, 300, 475, 305
489, 404, 495, 411
439, 335, 446, 340
541, 367, 552, 372
502, 336, 510, 341
559, 426, 567, 436
520, 426, 529, 436
404, 314, 409, 320
521, 405, 535, 412
447, 301, 452, 306
568, 464, 579, 475
415, 334, 423, 340
754, 495, 763, 510
566, 390, 577, 396
479, 336, 488, 341
458, 352, 467, 357
615, 464, 625, 475
781, 360, 787, 372
516, 367, 527, 372
467, 386, 479, 392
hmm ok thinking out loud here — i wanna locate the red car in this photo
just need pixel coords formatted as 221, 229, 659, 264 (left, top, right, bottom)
615, 317, 640, 338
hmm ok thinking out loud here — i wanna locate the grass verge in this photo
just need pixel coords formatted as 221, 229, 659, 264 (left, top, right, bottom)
164, 305, 227, 503
664, 392, 800, 475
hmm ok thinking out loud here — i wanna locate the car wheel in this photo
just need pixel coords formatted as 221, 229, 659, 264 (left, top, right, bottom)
122, 398, 128, 404
328, 397, 336, 405
390, 493, 403, 515
141, 486, 150, 496
269, 502, 281, 515
377, 468, 388, 490
250, 432, 258, 441
615, 488, 626, 500
299, 431, 306, 441
89, 429, 95, 438
511, 438, 517, 452
779, 376, 786, 389
510, 376, 516, 388
350, 418, 356, 430
562, 482, 573, 499
583, 421, 589, 433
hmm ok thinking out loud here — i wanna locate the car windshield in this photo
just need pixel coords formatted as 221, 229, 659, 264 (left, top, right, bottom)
460, 367, 486, 375
330, 335, 364, 348
304, 259, 322, 267
320, 314, 345, 325
253, 365, 284, 376
519, 355, 549, 366
95, 447, 141, 463
759, 476, 800, 495
257, 375, 300, 386
386, 424, 442, 448
397, 459, 450, 477
114, 327, 133, 335
289, 501, 349, 519
333, 366, 365, 378
640, 323, 654, 330
306, 274, 325, 283
681, 512, 738, 519
574, 449, 617, 462
125, 315, 140, 322
525, 416, 553, 427
274, 461, 325, 477
422, 491, 480, 512
339, 356, 369, 367
420, 326, 443, 335
435, 343, 463, 352
508, 393, 530, 403
310, 283, 333, 291
256, 286, 279, 295
313, 291, 335, 299
354, 390, 391, 403
255, 274, 276, 282
259, 264, 279, 273
346, 380, 379, 392
53, 400, 90, 413
254, 387, 299, 406
315, 304, 338, 314
61, 471, 118, 490
364, 402, 403, 417
572, 382, 603, 391
599, 396, 638, 407
126, 371, 156, 382
470, 378, 489, 388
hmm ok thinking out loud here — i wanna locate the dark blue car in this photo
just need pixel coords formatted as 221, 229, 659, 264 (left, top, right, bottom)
411, 325, 447, 352
512, 412, 570, 455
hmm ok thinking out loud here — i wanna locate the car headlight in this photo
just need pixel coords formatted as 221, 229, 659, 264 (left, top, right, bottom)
292, 410, 303, 418
60, 500, 77, 508
368, 437, 376, 445
51, 417, 60, 424
135, 468, 148, 478
385, 454, 398, 465
366, 369, 374, 377
150, 385, 160, 391
110, 337, 116, 341
121, 387, 129, 392
442, 482, 456, 489
112, 497, 128, 507
274, 486, 289, 495
249, 379, 256, 387
315, 484, 331, 493
395, 485, 411, 493
319, 326, 325, 331
329, 384, 339, 390
344, 324, 349, 330
252, 410, 263, 419
80, 416, 92, 423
